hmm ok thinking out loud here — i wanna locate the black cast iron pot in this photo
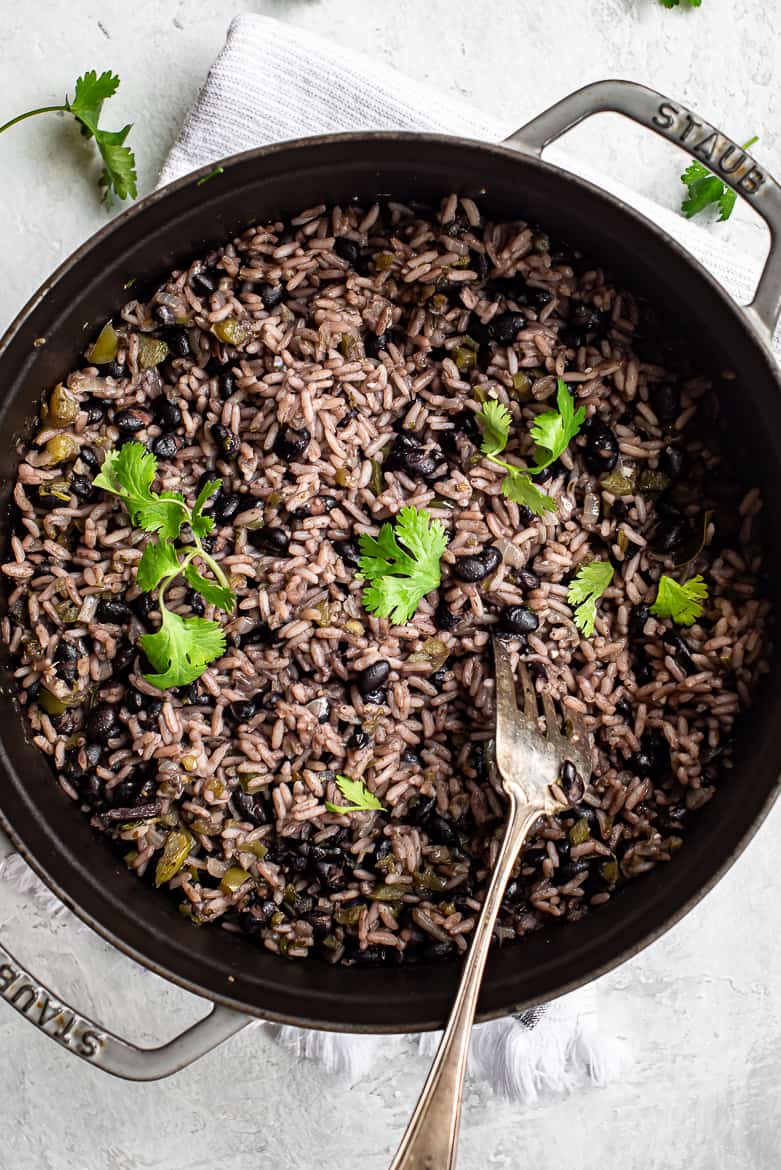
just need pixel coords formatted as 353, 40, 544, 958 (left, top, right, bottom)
1, 81, 780, 1080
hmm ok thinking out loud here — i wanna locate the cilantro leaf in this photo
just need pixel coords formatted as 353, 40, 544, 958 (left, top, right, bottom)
358, 506, 447, 625
567, 560, 614, 636
502, 467, 557, 516
93, 442, 187, 539
530, 379, 586, 472
660, 0, 701, 7
0, 70, 138, 207
680, 136, 758, 221
183, 563, 235, 613
325, 774, 386, 815
136, 538, 182, 593
477, 400, 512, 457
140, 610, 226, 690
136, 491, 188, 541
191, 478, 221, 538
650, 574, 708, 626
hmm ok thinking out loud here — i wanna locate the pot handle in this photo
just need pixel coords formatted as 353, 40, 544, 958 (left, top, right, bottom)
505, 80, 781, 339
0, 830, 251, 1081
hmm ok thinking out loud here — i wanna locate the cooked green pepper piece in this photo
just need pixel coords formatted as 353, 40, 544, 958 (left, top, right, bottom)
86, 321, 119, 365
334, 905, 363, 926
638, 469, 672, 494
48, 383, 80, 427
137, 335, 170, 369
212, 318, 250, 347
374, 252, 395, 271
37, 479, 72, 509
370, 883, 403, 902
600, 471, 635, 496
38, 689, 68, 716
414, 866, 448, 892
511, 372, 533, 401
568, 818, 591, 846
154, 829, 194, 886
452, 346, 478, 373
242, 840, 268, 859
45, 434, 79, 465
220, 866, 251, 893
370, 458, 384, 496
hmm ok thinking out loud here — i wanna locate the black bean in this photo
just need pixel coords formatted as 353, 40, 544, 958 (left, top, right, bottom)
611, 498, 629, 519
560, 760, 585, 804
55, 639, 80, 664
83, 743, 103, 768
430, 668, 448, 691
153, 397, 182, 431
165, 327, 191, 358
132, 592, 158, 622
566, 303, 611, 346
145, 698, 163, 719
315, 860, 347, 891
363, 688, 386, 705
34, 482, 73, 511
333, 538, 361, 568
191, 269, 217, 295
86, 705, 117, 744
126, 690, 145, 714
582, 418, 619, 474
70, 473, 94, 500
652, 515, 691, 555
95, 598, 131, 625
528, 660, 548, 684
151, 434, 178, 460
434, 599, 459, 631
615, 696, 633, 721
274, 425, 311, 462
633, 650, 654, 685
401, 749, 421, 766
178, 683, 201, 705
217, 370, 236, 399
333, 236, 361, 264
364, 330, 399, 359
186, 588, 205, 617
348, 728, 369, 750
80, 446, 100, 471
114, 409, 148, 436
498, 605, 539, 636
632, 730, 671, 780
210, 423, 239, 457
85, 397, 107, 421
257, 282, 285, 309
422, 941, 455, 963
239, 623, 277, 648
453, 545, 501, 583
384, 431, 441, 481
110, 767, 157, 809
227, 699, 256, 724
357, 660, 391, 696
336, 408, 357, 430
234, 789, 268, 826
487, 310, 526, 345
408, 796, 437, 826
503, 279, 552, 310
660, 445, 685, 481
248, 525, 290, 555
212, 492, 244, 523
470, 249, 490, 280
649, 382, 680, 423
426, 813, 460, 849
154, 304, 176, 325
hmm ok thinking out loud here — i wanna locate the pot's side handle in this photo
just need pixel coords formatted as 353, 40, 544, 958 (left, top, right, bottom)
505, 80, 781, 340
0, 836, 250, 1080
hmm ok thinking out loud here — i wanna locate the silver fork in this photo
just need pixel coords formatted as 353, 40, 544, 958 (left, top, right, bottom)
389, 638, 593, 1170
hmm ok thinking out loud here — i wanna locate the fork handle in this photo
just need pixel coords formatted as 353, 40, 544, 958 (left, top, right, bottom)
389, 793, 543, 1170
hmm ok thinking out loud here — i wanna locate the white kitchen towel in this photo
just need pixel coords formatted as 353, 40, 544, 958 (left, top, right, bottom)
5, 9, 779, 1103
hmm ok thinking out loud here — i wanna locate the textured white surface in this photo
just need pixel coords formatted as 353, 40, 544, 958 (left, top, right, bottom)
1, 3, 781, 1168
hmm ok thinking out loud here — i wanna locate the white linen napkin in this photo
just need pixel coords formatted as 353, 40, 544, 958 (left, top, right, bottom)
5, 9, 779, 1102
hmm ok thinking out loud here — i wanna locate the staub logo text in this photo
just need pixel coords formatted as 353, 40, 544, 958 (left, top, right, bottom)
652, 102, 764, 196
0, 959, 104, 1059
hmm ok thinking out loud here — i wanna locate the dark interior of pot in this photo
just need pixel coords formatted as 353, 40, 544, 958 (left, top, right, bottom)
1, 134, 779, 1031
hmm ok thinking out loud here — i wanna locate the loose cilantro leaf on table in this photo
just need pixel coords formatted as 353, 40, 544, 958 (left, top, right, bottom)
567, 560, 614, 636
325, 775, 386, 815
0, 69, 137, 206
94, 442, 234, 688
660, 0, 701, 7
358, 506, 447, 625
680, 137, 758, 221
650, 574, 708, 626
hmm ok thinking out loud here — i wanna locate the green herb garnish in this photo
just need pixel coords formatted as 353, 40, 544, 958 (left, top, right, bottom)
196, 166, 225, 187
567, 560, 614, 636
680, 137, 758, 221
475, 393, 572, 519
94, 443, 235, 688
0, 70, 137, 206
358, 506, 447, 625
650, 574, 708, 626
325, 774, 386, 815
660, 0, 701, 7
529, 380, 586, 472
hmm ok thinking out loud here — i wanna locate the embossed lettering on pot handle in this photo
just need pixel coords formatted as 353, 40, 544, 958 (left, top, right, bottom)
0, 828, 250, 1080
504, 79, 781, 339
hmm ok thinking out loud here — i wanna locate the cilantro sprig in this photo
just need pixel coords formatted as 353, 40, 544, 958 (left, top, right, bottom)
650, 574, 708, 626
660, 0, 701, 7
475, 380, 585, 518
567, 560, 614, 636
0, 70, 137, 206
94, 443, 235, 688
358, 506, 447, 625
680, 137, 758, 221
325, 774, 386, 815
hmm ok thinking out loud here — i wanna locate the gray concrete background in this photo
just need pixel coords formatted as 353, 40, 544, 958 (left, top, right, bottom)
1, 2, 780, 1167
